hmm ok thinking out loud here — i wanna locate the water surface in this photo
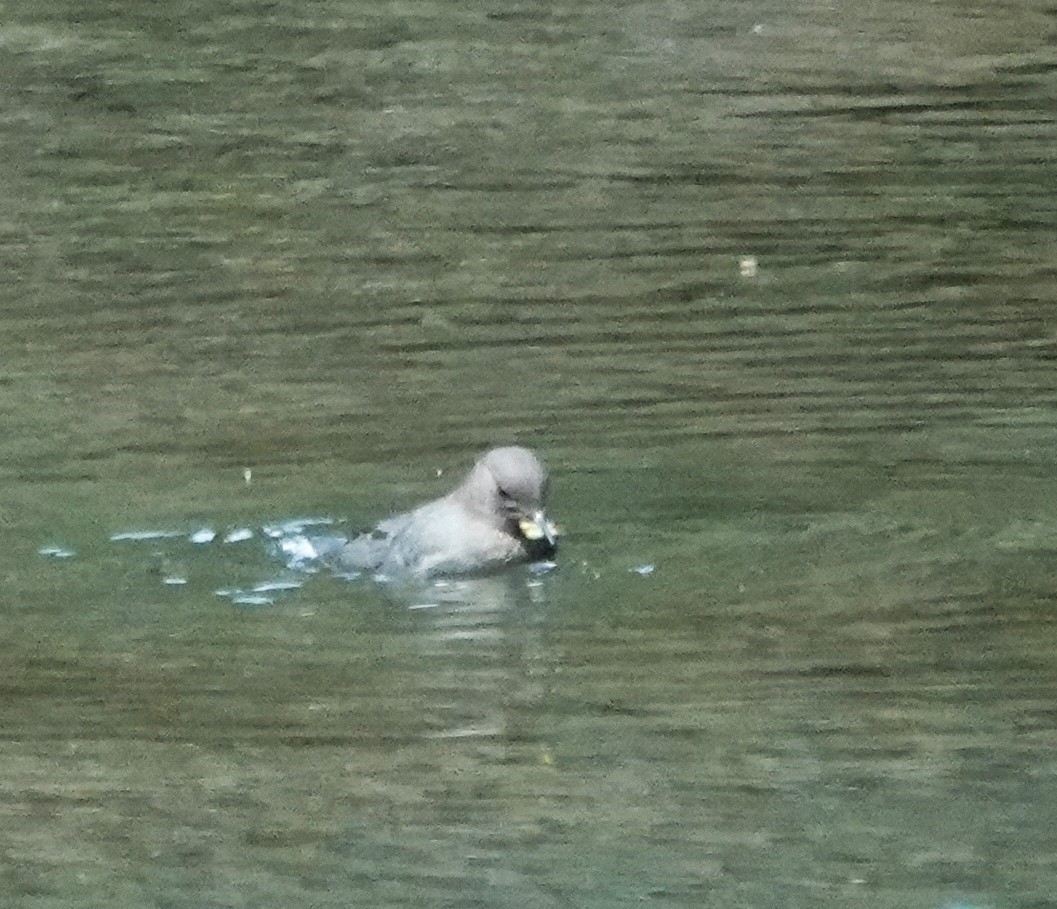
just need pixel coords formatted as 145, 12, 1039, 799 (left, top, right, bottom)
3, 0, 1057, 906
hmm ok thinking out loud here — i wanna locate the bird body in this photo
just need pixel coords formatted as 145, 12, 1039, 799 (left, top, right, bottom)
329, 446, 557, 579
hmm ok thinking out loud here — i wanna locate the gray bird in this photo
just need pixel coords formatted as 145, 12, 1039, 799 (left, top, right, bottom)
325, 446, 558, 579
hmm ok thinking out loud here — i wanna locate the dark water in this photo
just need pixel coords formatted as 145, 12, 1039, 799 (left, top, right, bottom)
3, 0, 1057, 906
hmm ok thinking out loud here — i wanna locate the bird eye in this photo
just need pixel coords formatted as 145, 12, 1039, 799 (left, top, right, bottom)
497, 488, 519, 513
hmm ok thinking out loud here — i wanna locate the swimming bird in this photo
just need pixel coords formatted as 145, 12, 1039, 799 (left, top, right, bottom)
325, 446, 558, 579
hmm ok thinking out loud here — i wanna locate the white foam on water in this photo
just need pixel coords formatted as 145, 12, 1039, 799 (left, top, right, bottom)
110, 529, 185, 542
38, 546, 76, 559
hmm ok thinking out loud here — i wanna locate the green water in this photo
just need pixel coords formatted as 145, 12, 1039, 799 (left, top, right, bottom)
3, 0, 1057, 906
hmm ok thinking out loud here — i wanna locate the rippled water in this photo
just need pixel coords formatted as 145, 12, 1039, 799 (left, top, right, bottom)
3, 0, 1057, 906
